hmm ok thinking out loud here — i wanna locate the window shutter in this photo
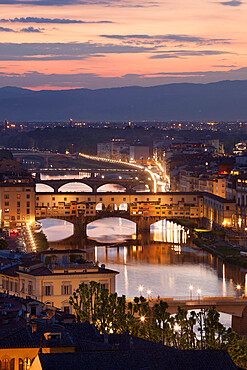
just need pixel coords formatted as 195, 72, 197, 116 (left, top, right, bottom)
51, 286, 54, 296
42, 286, 46, 296
61, 285, 64, 295
69, 285, 72, 295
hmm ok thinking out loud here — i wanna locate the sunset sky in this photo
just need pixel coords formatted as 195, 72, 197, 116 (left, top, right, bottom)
0, 0, 246, 89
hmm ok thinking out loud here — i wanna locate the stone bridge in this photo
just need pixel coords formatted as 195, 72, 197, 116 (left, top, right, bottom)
35, 178, 153, 192
37, 211, 190, 240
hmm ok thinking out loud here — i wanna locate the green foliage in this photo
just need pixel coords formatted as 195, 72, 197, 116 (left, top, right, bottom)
69, 281, 247, 368
34, 230, 49, 252
69, 254, 86, 264
0, 238, 8, 250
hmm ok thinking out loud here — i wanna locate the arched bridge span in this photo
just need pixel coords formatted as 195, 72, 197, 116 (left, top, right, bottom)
35, 178, 152, 193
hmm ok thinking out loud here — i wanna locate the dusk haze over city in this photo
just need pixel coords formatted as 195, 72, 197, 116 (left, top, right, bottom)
0, 0, 246, 369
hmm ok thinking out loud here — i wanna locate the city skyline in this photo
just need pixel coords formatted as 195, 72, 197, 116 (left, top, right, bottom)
0, 0, 246, 89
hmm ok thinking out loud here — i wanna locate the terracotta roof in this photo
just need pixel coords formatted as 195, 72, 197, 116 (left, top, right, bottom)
0, 264, 19, 277
37, 348, 238, 370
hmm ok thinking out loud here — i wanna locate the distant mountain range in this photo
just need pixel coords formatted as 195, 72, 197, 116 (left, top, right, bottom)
0, 80, 247, 122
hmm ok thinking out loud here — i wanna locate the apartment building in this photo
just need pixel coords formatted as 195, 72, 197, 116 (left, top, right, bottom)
0, 180, 36, 228
0, 252, 118, 313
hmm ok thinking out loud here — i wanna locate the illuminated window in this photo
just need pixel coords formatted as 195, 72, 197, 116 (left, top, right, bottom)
2, 358, 10, 370
24, 358, 31, 370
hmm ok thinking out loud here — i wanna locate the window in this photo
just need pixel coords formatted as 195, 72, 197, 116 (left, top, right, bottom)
63, 285, 69, 295
88, 197, 91, 201
226, 206, 229, 210
64, 198, 67, 201
17, 209, 20, 214
64, 306, 70, 314
111, 198, 114, 201
2, 358, 10, 370
123, 198, 126, 201
26, 209, 30, 215
45, 286, 51, 296
19, 358, 24, 370
4, 209, 9, 213
4, 194, 9, 199
24, 358, 31, 370
26, 201, 30, 207
28, 283, 33, 295
17, 201, 20, 208
4, 202, 9, 206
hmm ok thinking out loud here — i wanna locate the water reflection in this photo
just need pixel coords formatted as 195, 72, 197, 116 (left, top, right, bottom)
87, 217, 136, 243
38, 218, 74, 242
151, 219, 188, 244
41, 217, 247, 302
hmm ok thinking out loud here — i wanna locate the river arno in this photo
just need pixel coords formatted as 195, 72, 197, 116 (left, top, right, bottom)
39, 218, 246, 301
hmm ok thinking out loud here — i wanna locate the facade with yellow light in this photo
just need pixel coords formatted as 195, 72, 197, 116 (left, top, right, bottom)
0, 181, 36, 228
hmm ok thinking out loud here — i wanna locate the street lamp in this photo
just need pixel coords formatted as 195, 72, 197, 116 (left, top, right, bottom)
189, 285, 193, 300
147, 289, 151, 299
197, 289, 201, 301
139, 286, 144, 296
174, 323, 180, 332
236, 284, 241, 298
140, 316, 145, 323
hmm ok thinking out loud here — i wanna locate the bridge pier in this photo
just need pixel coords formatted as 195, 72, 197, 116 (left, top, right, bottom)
232, 306, 247, 336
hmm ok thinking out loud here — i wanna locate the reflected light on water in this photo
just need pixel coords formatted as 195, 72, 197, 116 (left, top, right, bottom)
222, 264, 226, 297
151, 219, 187, 244
86, 217, 136, 243
38, 218, 74, 242
245, 274, 247, 297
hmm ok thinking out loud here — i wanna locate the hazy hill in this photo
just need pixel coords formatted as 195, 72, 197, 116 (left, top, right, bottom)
0, 80, 247, 122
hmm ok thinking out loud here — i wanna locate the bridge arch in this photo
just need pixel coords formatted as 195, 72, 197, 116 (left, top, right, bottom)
86, 217, 136, 242
119, 203, 128, 211
106, 203, 118, 211
96, 202, 106, 211
97, 183, 126, 192
150, 219, 188, 244
132, 184, 150, 192
58, 182, 93, 192
36, 183, 55, 192
37, 218, 74, 242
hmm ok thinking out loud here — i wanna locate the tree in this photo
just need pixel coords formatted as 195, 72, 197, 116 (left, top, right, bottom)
69, 282, 247, 367
34, 230, 49, 252
0, 239, 8, 250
